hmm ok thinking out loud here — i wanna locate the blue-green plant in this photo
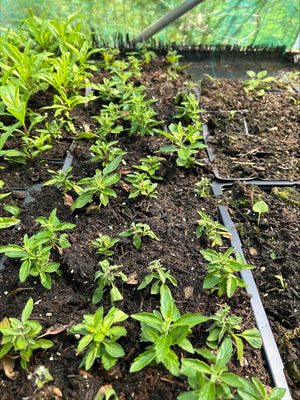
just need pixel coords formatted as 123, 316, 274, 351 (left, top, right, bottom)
0, 298, 53, 369
130, 285, 208, 376
68, 306, 128, 371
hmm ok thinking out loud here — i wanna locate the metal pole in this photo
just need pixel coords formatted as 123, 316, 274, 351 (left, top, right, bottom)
131, 0, 205, 44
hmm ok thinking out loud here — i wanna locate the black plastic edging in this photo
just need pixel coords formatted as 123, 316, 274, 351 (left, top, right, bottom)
214, 186, 293, 399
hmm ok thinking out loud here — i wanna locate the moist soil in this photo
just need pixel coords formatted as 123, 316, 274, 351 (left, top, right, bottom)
0, 56, 299, 400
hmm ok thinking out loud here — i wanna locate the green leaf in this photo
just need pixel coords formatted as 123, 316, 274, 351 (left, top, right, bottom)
104, 341, 125, 358
155, 334, 172, 362
19, 260, 31, 282
239, 328, 262, 349
131, 312, 162, 326
103, 155, 122, 175
110, 286, 123, 303
77, 334, 93, 351
177, 147, 190, 160
130, 349, 156, 373
220, 372, 244, 387
162, 348, 180, 376
253, 200, 268, 214
215, 338, 232, 371
174, 313, 209, 327
84, 347, 98, 370
0, 217, 20, 229
133, 234, 141, 249
203, 274, 222, 289
71, 192, 93, 210
226, 275, 238, 297
21, 298, 33, 323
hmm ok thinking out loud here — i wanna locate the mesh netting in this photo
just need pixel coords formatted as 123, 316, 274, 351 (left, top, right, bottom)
0, 0, 299, 49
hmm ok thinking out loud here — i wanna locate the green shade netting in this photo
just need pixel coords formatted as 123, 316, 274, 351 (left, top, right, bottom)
0, 0, 299, 49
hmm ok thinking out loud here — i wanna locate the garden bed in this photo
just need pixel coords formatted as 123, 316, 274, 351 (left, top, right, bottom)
0, 22, 299, 399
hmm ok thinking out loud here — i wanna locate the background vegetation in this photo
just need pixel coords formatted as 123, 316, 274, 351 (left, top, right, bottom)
0, 0, 299, 49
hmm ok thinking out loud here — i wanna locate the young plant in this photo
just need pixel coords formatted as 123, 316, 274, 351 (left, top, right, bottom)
89, 139, 127, 167
91, 112, 123, 140
0, 298, 53, 369
119, 222, 159, 250
174, 92, 201, 123
156, 122, 206, 168
44, 167, 81, 195
125, 172, 158, 199
132, 155, 162, 180
200, 247, 256, 297
68, 306, 128, 371
195, 211, 232, 247
71, 156, 122, 211
206, 303, 261, 365
92, 260, 127, 304
130, 285, 208, 376
237, 376, 286, 400
91, 233, 120, 257
0, 180, 20, 229
179, 338, 244, 400
35, 208, 76, 251
241, 70, 277, 98
252, 200, 268, 226
165, 50, 191, 80
0, 234, 61, 289
137, 259, 178, 294
193, 177, 212, 197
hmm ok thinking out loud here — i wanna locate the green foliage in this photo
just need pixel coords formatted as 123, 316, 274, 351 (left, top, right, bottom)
137, 259, 178, 294
71, 156, 122, 211
92, 260, 127, 305
241, 71, 277, 98
156, 122, 206, 168
195, 211, 232, 247
91, 233, 120, 257
125, 172, 158, 199
174, 93, 202, 123
206, 303, 261, 365
130, 285, 208, 376
89, 139, 127, 167
200, 247, 256, 297
237, 376, 286, 400
0, 180, 20, 229
193, 178, 212, 197
94, 386, 119, 400
0, 298, 52, 369
119, 222, 159, 250
252, 200, 268, 226
132, 155, 162, 180
179, 338, 244, 400
165, 50, 191, 80
44, 167, 81, 195
68, 306, 128, 371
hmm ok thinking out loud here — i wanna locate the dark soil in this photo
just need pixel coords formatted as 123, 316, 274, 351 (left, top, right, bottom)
0, 56, 299, 400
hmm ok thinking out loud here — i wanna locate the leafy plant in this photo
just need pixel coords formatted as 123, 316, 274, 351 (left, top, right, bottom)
91, 233, 120, 257
0, 298, 53, 369
89, 139, 127, 167
35, 208, 76, 251
0, 233, 61, 289
94, 385, 119, 400
179, 338, 244, 400
92, 260, 127, 304
0, 180, 20, 229
206, 303, 261, 365
91, 112, 123, 140
125, 172, 158, 199
130, 285, 208, 376
156, 122, 206, 168
200, 247, 256, 297
119, 222, 159, 250
195, 211, 232, 247
174, 92, 201, 123
138, 259, 178, 294
241, 70, 277, 98
252, 200, 268, 226
193, 178, 212, 197
71, 156, 122, 211
68, 306, 128, 371
237, 376, 286, 400
132, 155, 162, 180
44, 167, 81, 195
165, 50, 191, 80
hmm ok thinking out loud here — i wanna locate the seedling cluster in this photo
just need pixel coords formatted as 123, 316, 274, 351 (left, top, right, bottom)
0, 10, 288, 400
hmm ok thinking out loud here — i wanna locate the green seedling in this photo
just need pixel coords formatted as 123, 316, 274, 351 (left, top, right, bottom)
200, 247, 256, 297
125, 172, 158, 199
165, 50, 191, 80
137, 259, 178, 294
36, 119, 64, 143
179, 338, 245, 400
132, 155, 162, 180
91, 113, 123, 140
44, 167, 81, 195
241, 70, 277, 98
89, 79, 121, 103
119, 222, 159, 250
206, 303, 261, 365
94, 385, 119, 400
193, 178, 212, 197
98, 47, 120, 69
71, 156, 122, 211
68, 306, 128, 371
195, 211, 232, 247
156, 122, 206, 168
252, 200, 268, 226
130, 285, 208, 376
35, 208, 76, 251
93, 260, 127, 304
266, 275, 288, 294
237, 376, 287, 400
91, 233, 120, 257
174, 92, 201, 123
89, 139, 127, 167
33, 365, 53, 389
0, 298, 53, 369
0, 180, 20, 229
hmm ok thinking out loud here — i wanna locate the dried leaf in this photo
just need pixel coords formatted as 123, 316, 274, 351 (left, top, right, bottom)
51, 386, 63, 397
7, 287, 34, 296
64, 193, 74, 206
249, 247, 258, 257
127, 272, 139, 285
184, 286, 194, 299
0, 354, 19, 380
37, 324, 69, 339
